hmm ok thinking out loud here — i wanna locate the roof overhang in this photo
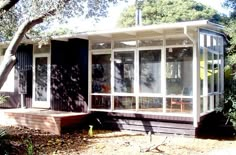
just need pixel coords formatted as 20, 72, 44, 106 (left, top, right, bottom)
87, 20, 224, 40
0, 20, 224, 47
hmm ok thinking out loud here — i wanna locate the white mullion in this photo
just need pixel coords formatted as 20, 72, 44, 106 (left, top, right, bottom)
210, 53, 214, 110
111, 40, 114, 111
162, 38, 167, 113
217, 53, 220, 93
221, 37, 224, 93
211, 53, 214, 93
88, 40, 92, 111
135, 42, 139, 112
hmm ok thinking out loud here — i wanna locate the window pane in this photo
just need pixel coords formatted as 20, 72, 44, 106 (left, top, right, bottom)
208, 52, 213, 93
214, 54, 219, 92
92, 54, 111, 93
166, 38, 192, 46
114, 52, 134, 93
35, 57, 48, 101
166, 47, 193, 95
91, 41, 111, 49
167, 98, 192, 114
139, 97, 162, 112
200, 97, 204, 113
219, 55, 223, 92
92, 95, 110, 109
139, 50, 161, 93
114, 40, 136, 48
114, 96, 135, 110
34, 45, 50, 54
139, 39, 163, 47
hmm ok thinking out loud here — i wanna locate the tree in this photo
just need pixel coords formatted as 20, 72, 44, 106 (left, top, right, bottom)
220, 0, 236, 129
0, 0, 124, 89
118, 0, 225, 27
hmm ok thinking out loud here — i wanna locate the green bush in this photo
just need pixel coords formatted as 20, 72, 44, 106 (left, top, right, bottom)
219, 89, 236, 129
0, 128, 10, 155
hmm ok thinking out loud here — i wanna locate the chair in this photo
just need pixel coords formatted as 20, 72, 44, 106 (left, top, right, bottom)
170, 87, 192, 112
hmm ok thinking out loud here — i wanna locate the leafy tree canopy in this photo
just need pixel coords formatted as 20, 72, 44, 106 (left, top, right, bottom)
0, 0, 124, 41
0, 0, 124, 89
118, 0, 226, 27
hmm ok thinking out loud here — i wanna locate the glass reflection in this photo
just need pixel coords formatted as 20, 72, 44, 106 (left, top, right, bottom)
114, 52, 134, 93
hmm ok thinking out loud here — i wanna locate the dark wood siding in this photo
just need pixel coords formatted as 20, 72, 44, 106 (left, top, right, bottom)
51, 39, 88, 112
88, 112, 195, 136
0, 45, 33, 108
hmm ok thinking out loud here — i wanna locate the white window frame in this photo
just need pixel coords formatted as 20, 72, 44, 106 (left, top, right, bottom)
89, 37, 195, 117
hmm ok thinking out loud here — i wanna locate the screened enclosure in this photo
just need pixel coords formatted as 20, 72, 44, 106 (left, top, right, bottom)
87, 20, 225, 127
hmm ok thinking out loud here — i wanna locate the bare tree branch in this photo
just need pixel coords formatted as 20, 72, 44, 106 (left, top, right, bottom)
0, 0, 20, 15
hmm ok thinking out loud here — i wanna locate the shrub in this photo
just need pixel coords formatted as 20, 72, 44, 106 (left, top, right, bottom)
0, 128, 11, 155
0, 95, 9, 104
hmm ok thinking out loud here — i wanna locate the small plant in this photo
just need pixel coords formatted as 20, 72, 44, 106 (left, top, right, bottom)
0, 95, 9, 104
24, 139, 34, 155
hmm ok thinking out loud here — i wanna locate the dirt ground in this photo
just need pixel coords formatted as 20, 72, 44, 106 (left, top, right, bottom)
1, 126, 236, 155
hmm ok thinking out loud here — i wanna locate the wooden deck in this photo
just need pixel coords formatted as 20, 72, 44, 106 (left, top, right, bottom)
0, 108, 88, 135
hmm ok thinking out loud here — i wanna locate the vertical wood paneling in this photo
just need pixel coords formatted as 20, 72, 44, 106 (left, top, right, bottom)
51, 39, 88, 112
0, 45, 33, 108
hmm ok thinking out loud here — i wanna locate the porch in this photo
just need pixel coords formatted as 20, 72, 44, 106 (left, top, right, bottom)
0, 108, 88, 135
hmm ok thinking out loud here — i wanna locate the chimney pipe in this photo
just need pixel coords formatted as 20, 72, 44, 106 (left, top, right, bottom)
135, 0, 143, 26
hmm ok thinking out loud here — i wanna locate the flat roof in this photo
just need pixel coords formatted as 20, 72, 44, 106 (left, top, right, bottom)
87, 20, 224, 40
0, 20, 224, 46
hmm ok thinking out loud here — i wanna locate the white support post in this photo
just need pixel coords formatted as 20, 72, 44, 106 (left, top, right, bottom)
162, 38, 167, 113
184, 26, 200, 128
88, 41, 92, 112
193, 41, 200, 127
135, 41, 139, 112
20, 94, 25, 108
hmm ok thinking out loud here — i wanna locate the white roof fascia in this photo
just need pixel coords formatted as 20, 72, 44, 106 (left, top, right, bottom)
87, 20, 224, 38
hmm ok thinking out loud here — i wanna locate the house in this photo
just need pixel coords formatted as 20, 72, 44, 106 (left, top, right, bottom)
0, 20, 225, 136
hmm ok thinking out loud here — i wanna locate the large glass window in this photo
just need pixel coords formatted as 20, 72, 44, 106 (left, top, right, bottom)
199, 31, 224, 114
114, 52, 134, 93
166, 47, 193, 95
139, 50, 161, 93
92, 54, 111, 93
91, 54, 111, 109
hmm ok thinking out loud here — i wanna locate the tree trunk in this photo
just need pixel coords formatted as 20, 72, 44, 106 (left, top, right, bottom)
0, 10, 55, 89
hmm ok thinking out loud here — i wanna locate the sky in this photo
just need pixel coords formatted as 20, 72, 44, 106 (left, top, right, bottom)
64, 0, 230, 31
